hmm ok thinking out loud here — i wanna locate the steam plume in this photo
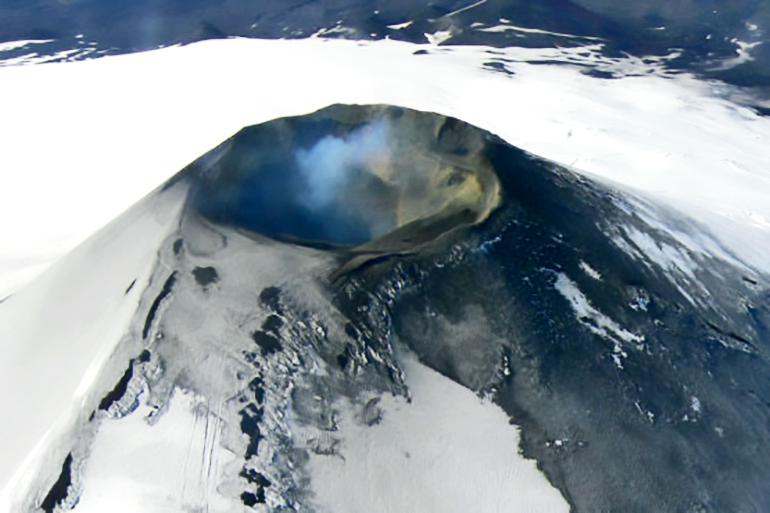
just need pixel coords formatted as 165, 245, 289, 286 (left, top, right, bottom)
295, 120, 391, 211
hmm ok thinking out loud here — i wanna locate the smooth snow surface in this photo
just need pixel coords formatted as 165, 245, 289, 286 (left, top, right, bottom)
0, 186, 185, 508
386, 20, 413, 30
73, 390, 239, 513
1, 38, 770, 295
297, 353, 570, 513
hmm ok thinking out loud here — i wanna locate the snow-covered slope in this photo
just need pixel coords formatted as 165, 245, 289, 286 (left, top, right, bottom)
0, 185, 186, 509
296, 352, 569, 513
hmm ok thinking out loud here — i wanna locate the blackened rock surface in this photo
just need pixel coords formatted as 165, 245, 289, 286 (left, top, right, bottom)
142, 272, 177, 339
252, 330, 283, 356
97, 362, 135, 412
333, 134, 770, 513
40, 453, 73, 513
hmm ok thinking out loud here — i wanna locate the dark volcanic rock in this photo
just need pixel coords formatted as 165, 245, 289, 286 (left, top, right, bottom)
192, 266, 219, 287
328, 111, 770, 513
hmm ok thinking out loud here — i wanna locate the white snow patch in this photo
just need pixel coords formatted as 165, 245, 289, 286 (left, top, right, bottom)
623, 196, 749, 271
310, 24, 357, 38
745, 210, 770, 229
386, 20, 413, 30
0, 39, 54, 52
554, 272, 643, 368
713, 38, 763, 70
73, 389, 239, 513
0, 47, 85, 66
634, 401, 655, 424
691, 396, 702, 414
555, 273, 643, 345
629, 289, 650, 312
424, 30, 453, 45
579, 260, 602, 280
616, 225, 708, 305
623, 226, 699, 280
611, 235, 643, 260
297, 353, 569, 513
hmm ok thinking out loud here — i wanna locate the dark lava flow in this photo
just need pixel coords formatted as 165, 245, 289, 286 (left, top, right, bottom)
328, 113, 770, 513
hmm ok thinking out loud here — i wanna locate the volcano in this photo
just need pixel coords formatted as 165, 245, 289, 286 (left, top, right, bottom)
1, 104, 769, 513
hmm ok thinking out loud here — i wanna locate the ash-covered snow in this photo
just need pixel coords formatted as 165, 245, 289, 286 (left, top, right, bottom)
579, 260, 602, 280
554, 273, 644, 345
553, 272, 642, 369
295, 352, 569, 513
